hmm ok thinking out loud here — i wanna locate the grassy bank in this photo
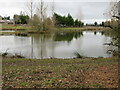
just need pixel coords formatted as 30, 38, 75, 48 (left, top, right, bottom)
2, 57, 118, 88
0, 25, 112, 36
1, 25, 111, 31
56, 27, 111, 32
1, 24, 31, 30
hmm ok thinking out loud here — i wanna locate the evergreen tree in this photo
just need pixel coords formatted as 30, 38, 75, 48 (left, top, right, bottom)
54, 13, 84, 27
13, 14, 29, 24
66, 13, 74, 27
74, 19, 79, 27
94, 22, 98, 26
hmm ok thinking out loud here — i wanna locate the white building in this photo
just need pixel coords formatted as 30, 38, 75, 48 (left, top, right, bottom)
0, 17, 14, 24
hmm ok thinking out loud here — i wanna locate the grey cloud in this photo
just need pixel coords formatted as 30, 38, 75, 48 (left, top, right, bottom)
0, 1, 111, 24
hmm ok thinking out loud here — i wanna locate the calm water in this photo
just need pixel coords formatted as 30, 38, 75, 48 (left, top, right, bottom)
0, 31, 114, 59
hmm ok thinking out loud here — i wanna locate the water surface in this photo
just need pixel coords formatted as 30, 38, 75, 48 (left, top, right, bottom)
0, 31, 113, 59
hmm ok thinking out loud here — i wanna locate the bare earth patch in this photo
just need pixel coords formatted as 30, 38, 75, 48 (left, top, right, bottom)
84, 65, 118, 88
2, 57, 118, 88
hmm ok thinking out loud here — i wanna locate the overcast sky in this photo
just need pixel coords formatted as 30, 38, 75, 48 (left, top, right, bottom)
0, 0, 113, 24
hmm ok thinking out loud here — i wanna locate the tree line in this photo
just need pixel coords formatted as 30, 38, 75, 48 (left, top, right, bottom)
54, 13, 84, 27
14, 12, 29, 24
13, 12, 84, 27
86, 22, 105, 27
1, 16, 10, 20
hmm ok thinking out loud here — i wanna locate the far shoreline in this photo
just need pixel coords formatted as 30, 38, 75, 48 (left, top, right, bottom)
0, 24, 112, 35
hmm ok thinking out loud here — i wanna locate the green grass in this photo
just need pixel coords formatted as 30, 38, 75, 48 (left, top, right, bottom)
2, 25, 31, 30
2, 57, 118, 88
56, 27, 111, 32
0, 24, 112, 36
1, 24, 111, 31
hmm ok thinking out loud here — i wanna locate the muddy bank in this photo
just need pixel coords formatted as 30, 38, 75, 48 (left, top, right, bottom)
0, 52, 25, 59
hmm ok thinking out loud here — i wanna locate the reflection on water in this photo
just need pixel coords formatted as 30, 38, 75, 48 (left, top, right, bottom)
0, 31, 114, 59
54, 32, 83, 42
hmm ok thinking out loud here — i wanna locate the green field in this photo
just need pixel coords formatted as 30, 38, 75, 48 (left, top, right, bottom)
2, 57, 118, 88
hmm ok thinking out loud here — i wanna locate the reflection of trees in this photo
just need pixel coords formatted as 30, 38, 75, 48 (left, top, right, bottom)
50, 33, 55, 58
31, 33, 54, 59
102, 29, 119, 56
32, 34, 46, 59
54, 32, 83, 42
94, 31, 97, 35
101, 31, 117, 37
14, 36, 31, 57
30, 32, 83, 59
31, 36, 33, 58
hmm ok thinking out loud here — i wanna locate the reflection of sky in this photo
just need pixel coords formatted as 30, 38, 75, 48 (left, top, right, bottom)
0, 36, 31, 56
0, 31, 113, 58
0, 0, 111, 24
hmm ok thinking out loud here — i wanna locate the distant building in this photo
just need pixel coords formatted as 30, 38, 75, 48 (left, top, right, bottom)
6, 20, 15, 24
0, 16, 14, 24
0, 16, 4, 24
0, 20, 14, 24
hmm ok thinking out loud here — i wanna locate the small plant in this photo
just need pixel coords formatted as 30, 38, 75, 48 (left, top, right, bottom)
74, 52, 83, 58
78, 84, 85, 88
98, 56, 103, 58
89, 83, 102, 88
20, 82, 29, 87
34, 83, 42, 87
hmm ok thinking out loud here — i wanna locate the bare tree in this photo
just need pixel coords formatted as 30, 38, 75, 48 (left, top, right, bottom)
26, 0, 36, 19
37, 0, 48, 31
51, 0, 55, 15
26, 0, 55, 31
51, 0, 56, 29
108, 0, 119, 19
105, 0, 120, 57
77, 8, 84, 21
104, 0, 119, 28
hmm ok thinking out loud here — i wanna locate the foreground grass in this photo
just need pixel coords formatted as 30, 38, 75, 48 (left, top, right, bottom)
2, 57, 118, 88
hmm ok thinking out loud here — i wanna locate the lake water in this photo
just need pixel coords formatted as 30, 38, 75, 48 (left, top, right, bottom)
0, 31, 114, 59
